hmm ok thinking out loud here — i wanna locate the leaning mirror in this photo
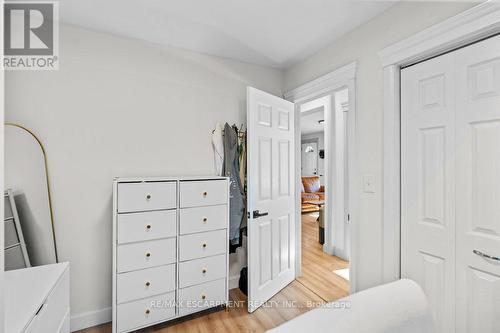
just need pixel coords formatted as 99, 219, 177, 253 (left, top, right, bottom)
4, 123, 58, 270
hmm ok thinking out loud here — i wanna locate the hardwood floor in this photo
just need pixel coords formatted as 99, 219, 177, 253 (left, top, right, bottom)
77, 213, 348, 333
297, 213, 349, 301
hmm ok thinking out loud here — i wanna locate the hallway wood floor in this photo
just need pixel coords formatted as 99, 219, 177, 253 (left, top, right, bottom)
77, 213, 349, 333
297, 213, 349, 301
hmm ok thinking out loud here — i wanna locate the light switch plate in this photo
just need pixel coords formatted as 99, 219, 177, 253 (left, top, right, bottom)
363, 174, 375, 193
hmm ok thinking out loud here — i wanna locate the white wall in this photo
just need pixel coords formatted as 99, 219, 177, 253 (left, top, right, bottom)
0, 2, 5, 329
5, 23, 283, 330
285, 1, 474, 291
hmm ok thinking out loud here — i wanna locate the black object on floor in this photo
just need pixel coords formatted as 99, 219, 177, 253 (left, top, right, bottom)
239, 266, 248, 295
319, 226, 325, 245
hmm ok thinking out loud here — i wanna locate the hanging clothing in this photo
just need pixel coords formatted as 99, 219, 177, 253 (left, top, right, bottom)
223, 123, 246, 247
212, 123, 224, 176
237, 129, 247, 230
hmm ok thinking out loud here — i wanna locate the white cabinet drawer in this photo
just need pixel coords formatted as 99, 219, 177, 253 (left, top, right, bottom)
117, 210, 176, 244
179, 205, 227, 235
117, 264, 175, 304
118, 182, 176, 213
56, 308, 70, 333
117, 292, 175, 333
5, 245, 26, 270
179, 229, 227, 261
179, 254, 226, 288
26, 267, 70, 333
178, 278, 226, 316
4, 219, 19, 248
117, 238, 176, 273
179, 180, 228, 208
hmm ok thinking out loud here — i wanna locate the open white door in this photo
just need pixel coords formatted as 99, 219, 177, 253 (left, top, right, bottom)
247, 87, 295, 313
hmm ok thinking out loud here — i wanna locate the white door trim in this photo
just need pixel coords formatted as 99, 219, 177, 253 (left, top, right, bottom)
380, 1, 500, 283
285, 62, 358, 293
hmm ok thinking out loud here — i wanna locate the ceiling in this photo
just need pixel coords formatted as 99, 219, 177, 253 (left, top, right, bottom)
59, 0, 396, 69
301, 108, 324, 135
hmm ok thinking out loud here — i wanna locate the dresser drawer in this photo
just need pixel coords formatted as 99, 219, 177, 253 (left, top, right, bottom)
178, 278, 226, 316
117, 182, 176, 213
117, 238, 176, 273
117, 264, 176, 304
116, 292, 175, 333
25, 267, 70, 333
179, 180, 228, 208
117, 210, 176, 244
179, 205, 227, 235
179, 254, 226, 288
179, 229, 226, 261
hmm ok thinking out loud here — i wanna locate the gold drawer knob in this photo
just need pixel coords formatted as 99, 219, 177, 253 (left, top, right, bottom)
146, 252, 151, 258
145, 281, 151, 287
145, 309, 151, 315
146, 194, 151, 201
203, 191, 208, 197
201, 294, 206, 300
202, 268, 207, 274
146, 224, 151, 230
203, 217, 208, 223
202, 243, 207, 248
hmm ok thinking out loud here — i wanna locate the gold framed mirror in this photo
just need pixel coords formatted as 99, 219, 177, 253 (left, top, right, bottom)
5, 122, 58, 267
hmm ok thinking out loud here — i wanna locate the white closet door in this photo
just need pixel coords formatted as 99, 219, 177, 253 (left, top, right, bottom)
401, 53, 457, 333
455, 35, 500, 333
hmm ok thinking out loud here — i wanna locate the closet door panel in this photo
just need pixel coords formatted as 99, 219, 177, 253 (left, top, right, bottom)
401, 53, 456, 333
455, 34, 500, 333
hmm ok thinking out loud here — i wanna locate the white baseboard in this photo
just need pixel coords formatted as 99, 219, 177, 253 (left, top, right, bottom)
229, 274, 240, 290
70, 307, 111, 332
323, 243, 335, 255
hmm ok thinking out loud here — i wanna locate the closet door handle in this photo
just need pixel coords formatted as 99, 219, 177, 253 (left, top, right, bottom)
473, 249, 500, 261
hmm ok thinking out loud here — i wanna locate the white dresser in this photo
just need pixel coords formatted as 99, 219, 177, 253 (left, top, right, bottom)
112, 176, 229, 333
5, 263, 70, 333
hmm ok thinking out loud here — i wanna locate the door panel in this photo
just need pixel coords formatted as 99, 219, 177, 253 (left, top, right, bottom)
301, 142, 318, 176
247, 87, 295, 313
401, 52, 456, 333
455, 35, 500, 333
402, 34, 500, 333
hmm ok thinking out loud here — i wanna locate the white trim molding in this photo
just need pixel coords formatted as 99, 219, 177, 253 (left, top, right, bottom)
70, 307, 111, 332
284, 62, 357, 103
285, 62, 358, 294
379, 1, 500, 283
379, 1, 500, 67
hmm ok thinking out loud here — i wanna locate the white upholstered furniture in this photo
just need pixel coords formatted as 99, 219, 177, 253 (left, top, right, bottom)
112, 176, 229, 333
5, 262, 70, 333
266, 279, 434, 333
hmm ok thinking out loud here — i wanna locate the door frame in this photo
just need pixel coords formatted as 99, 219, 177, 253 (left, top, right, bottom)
285, 61, 358, 293
379, 1, 500, 283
